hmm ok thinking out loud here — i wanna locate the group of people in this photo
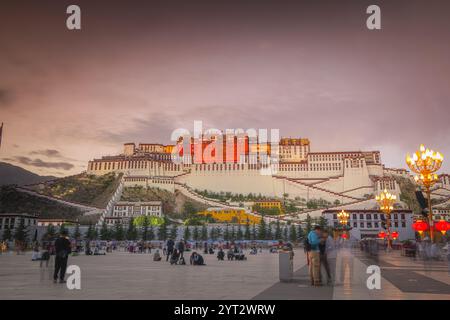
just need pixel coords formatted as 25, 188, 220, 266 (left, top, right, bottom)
306, 226, 336, 286
161, 238, 206, 266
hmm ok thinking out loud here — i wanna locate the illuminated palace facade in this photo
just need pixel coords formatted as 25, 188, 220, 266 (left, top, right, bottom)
87, 134, 411, 205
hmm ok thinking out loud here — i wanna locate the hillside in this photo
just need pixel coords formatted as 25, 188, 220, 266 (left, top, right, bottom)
121, 186, 208, 220
27, 172, 122, 208
0, 162, 56, 186
395, 176, 422, 214
0, 186, 83, 219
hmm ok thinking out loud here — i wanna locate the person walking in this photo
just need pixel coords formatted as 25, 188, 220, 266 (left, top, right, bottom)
53, 230, 71, 284
166, 238, 175, 261
307, 225, 322, 286
319, 231, 333, 285
177, 239, 185, 259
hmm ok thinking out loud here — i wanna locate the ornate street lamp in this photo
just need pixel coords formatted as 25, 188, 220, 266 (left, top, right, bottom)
406, 144, 444, 242
376, 189, 397, 249
336, 209, 350, 239
337, 209, 350, 225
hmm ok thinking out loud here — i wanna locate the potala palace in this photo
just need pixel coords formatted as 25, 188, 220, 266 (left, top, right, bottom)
86, 133, 450, 222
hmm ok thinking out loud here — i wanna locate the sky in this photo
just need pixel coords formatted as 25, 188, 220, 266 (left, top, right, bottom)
0, 0, 449, 177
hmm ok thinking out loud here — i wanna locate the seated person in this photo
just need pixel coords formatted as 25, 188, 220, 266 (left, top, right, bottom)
153, 249, 162, 261
217, 248, 225, 260
31, 244, 41, 261
170, 249, 180, 265
208, 247, 215, 254
190, 252, 206, 265
234, 248, 246, 260
179, 256, 186, 265
250, 247, 257, 255
227, 248, 234, 260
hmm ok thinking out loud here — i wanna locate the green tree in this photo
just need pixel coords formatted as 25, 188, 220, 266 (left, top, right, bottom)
44, 224, 56, 240
148, 224, 155, 240
236, 225, 243, 240
183, 226, 191, 241
215, 227, 222, 240
201, 225, 208, 241
283, 226, 288, 241
244, 221, 250, 240
100, 221, 110, 240
209, 227, 216, 240
305, 214, 312, 234
93, 227, 99, 240
170, 224, 178, 240
275, 220, 282, 239
72, 224, 81, 240
230, 225, 236, 240
59, 223, 68, 236
224, 225, 230, 241
258, 218, 266, 240
318, 216, 328, 231
114, 223, 124, 241
2, 225, 12, 241
158, 219, 168, 240
85, 224, 94, 240
289, 224, 297, 242
14, 218, 28, 244
134, 215, 164, 227
141, 216, 150, 241
192, 226, 199, 241
251, 223, 256, 240
126, 218, 138, 240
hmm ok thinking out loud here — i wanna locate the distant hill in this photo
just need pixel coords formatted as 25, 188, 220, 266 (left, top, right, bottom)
0, 162, 56, 186
27, 172, 123, 208
0, 186, 98, 224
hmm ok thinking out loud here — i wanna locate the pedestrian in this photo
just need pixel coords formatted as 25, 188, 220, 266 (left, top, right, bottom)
53, 230, 71, 284
307, 225, 322, 286
319, 231, 333, 285
177, 239, 185, 259
166, 238, 175, 261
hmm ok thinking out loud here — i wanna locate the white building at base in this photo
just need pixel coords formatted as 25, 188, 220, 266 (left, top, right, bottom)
322, 209, 415, 241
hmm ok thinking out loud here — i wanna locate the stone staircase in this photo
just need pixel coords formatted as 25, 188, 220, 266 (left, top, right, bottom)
97, 174, 126, 225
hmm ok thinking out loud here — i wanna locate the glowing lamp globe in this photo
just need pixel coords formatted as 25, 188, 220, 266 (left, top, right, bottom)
412, 220, 429, 235
391, 231, 399, 240
341, 233, 348, 239
435, 220, 450, 235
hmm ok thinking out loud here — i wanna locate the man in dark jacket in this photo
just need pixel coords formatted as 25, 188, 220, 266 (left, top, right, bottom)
166, 238, 175, 261
177, 239, 185, 259
53, 230, 71, 283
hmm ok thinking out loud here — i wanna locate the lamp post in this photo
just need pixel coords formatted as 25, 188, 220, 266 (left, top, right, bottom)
406, 144, 444, 242
376, 189, 397, 250
337, 209, 350, 239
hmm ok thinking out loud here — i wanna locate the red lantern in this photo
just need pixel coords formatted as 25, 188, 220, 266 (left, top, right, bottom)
378, 231, 386, 239
391, 231, 399, 240
412, 220, 429, 235
341, 233, 348, 239
435, 220, 450, 235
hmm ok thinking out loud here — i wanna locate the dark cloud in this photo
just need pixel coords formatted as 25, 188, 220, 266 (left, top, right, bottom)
12, 156, 74, 170
29, 149, 62, 158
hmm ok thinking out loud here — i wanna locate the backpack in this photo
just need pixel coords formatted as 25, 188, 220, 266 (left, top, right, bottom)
304, 238, 312, 252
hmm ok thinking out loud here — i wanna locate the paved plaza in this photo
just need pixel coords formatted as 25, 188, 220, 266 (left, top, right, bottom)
1, 249, 449, 300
